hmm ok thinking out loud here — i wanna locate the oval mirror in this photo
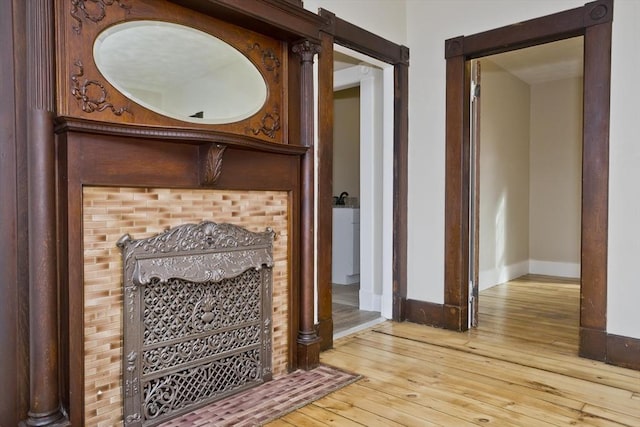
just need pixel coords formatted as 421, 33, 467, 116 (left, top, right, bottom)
93, 21, 268, 124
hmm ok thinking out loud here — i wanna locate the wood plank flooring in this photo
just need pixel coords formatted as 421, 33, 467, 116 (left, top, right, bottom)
333, 283, 382, 336
267, 276, 640, 426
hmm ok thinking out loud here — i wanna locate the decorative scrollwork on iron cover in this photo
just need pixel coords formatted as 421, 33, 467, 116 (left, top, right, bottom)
143, 349, 262, 422
118, 221, 275, 259
133, 249, 272, 286
142, 273, 261, 345
119, 221, 274, 426
142, 324, 261, 375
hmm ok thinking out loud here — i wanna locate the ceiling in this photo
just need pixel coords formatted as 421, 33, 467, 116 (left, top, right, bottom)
334, 51, 363, 71
483, 36, 584, 85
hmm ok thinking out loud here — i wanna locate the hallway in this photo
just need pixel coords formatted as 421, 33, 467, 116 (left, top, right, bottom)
268, 277, 640, 425
332, 283, 382, 338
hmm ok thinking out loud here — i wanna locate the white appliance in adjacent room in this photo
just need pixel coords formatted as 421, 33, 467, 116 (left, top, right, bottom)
332, 207, 360, 285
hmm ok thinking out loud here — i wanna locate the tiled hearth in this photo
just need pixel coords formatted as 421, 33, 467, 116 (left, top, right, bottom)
82, 187, 290, 426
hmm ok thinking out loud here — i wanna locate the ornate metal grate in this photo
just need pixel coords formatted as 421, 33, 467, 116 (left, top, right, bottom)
117, 222, 274, 426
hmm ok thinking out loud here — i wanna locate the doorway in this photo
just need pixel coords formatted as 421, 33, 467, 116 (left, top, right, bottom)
315, 15, 409, 350
470, 38, 584, 334
331, 50, 386, 338
443, 0, 612, 361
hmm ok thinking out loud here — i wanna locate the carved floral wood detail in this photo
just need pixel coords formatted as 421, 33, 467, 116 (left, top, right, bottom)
71, 60, 128, 116
70, 0, 131, 34
248, 112, 281, 139
201, 144, 227, 186
249, 43, 281, 78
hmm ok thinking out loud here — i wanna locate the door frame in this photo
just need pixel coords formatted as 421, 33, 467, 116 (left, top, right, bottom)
316, 10, 409, 350
443, 0, 612, 361
332, 59, 386, 314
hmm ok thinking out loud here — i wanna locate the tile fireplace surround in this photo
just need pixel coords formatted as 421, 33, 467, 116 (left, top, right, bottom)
82, 187, 289, 426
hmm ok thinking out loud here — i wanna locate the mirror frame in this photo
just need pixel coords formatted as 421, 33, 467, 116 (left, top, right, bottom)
57, 0, 286, 143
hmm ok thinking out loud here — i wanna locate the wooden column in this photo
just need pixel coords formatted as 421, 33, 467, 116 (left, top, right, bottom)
22, 0, 69, 425
292, 39, 321, 370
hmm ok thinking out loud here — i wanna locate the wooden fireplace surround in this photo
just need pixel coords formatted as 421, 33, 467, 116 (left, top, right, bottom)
17, 0, 332, 425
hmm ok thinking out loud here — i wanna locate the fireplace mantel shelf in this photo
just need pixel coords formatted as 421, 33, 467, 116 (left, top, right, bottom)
54, 117, 310, 156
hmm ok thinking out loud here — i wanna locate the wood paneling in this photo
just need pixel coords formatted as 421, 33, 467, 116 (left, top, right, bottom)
0, 1, 29, 424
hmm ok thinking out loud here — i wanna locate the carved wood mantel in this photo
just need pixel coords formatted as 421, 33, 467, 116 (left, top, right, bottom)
17, 0, 327, 425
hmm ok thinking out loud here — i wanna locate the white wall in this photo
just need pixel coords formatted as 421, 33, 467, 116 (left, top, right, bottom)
478, 60, 531, 289
303, 0, 407, 46
608, 0, 640, 339
306, 0, 640, 340
480, 67, 582, 288
333, 87, 360, 199
529, 77, 583, 278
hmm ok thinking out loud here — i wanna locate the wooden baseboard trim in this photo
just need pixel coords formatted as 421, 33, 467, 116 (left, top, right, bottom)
607, 333, 640, 371
403, 300, 638, 371
580, 326, 607, 362
404, 299, 444, 328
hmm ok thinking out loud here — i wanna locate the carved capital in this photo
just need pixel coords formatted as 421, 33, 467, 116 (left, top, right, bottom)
292, 40, 321, 63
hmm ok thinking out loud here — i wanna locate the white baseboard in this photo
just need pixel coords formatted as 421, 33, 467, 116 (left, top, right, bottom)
529, 260, 580, 278
479, 260, 529, 290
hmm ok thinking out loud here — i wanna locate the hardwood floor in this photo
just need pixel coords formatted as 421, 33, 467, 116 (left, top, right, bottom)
268, 276, 640, 426
332, 283, 382, 337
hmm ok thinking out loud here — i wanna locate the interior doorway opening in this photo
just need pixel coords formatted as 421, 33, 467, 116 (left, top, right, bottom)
469, 38, 584, 342
330, 47, 391, 338
444, 0, 611, 361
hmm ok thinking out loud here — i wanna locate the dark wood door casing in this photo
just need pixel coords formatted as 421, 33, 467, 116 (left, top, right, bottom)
316, 10, 410, 350
443, 0, 613, 362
